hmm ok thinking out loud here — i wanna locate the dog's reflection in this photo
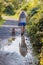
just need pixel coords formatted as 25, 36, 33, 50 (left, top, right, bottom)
19, 35, 27, 57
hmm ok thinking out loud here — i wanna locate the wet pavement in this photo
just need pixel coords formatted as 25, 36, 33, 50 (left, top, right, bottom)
0, 20, 19, 39
0, 20, 38, 65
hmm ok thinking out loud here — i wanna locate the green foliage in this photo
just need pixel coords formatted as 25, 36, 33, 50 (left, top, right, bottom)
38, 18, 43, 32
26, 3, 43, 54
0, 2, 3, 19
0, 19, 5, 25
22, 7, 27, 11
30, 7, 40, 17
3, 4, 15, 15
27, 18, 43, 53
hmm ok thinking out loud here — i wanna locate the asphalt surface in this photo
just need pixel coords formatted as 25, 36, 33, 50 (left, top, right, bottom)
0, 20, 38, 65
0, 20, 19, 39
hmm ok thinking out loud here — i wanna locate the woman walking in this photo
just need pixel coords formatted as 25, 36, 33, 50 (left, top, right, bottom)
18, 10, 27, 36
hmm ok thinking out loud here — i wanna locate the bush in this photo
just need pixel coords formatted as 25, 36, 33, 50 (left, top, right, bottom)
27, 11, 43, 53
3, 4, 15, 15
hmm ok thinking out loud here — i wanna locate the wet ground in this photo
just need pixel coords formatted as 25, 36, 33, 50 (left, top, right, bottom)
0, 20, 38, 65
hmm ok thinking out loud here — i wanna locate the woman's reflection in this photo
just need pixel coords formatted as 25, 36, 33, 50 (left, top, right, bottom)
19, 35, 28, 57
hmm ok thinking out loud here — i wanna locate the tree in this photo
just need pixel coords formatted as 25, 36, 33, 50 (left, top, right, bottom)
4, 4, 15, 15
0, 2, 3, 19
0, 0, 7, 19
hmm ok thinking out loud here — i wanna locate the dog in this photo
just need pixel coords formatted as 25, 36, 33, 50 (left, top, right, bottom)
12, 28, 15, 36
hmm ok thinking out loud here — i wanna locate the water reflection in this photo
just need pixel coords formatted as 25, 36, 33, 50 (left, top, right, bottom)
19, 35, 28, 57
0, 36, 15, 51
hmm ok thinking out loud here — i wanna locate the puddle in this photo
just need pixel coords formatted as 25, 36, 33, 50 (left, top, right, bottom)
0, 27, 38, 65
0, 35, 38, 65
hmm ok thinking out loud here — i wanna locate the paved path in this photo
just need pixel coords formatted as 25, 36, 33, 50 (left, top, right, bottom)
4, 20, 18, 25
0, 20, 20, 39
0, 36, 38, 65
0, 25, 20, 28
0, 20, 38, 65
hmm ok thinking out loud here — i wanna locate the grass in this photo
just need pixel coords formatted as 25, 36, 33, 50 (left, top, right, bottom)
0, 19, 5, 25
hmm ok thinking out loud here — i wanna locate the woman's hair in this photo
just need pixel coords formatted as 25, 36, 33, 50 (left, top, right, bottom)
20, 11, 26, 18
